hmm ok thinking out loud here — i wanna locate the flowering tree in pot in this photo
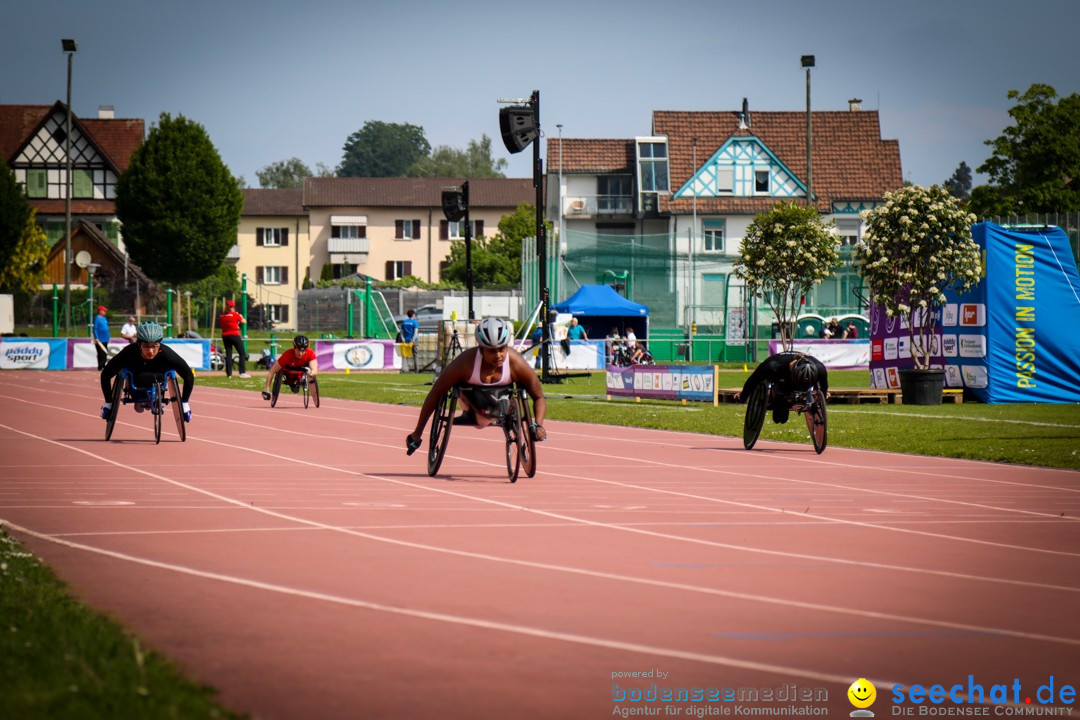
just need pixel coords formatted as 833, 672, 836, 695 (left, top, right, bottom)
854, 185, 980, 383
734, 202, 841, 351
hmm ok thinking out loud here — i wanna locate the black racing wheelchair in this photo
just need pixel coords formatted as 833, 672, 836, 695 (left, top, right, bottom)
104, 369, 186, 444
742, 381, 827, 454
426, 383, 538, 482
269, 367, 320, 409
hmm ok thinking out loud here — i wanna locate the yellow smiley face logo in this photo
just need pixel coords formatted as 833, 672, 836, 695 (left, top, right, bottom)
848, 679, 877, 708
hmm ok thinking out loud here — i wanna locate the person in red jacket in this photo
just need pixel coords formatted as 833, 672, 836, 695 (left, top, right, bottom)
219, 299, 250, 378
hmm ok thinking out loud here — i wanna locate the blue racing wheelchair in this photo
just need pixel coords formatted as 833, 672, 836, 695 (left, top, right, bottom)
104, 369, 186, 444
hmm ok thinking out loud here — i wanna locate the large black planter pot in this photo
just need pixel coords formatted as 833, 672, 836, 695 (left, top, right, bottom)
900, 368, 945, 405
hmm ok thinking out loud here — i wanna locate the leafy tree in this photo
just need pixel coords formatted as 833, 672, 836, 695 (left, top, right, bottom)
439, 203, 550, 288
183, 264, 240, 310
0, 208, 49, 293
407, 135, 508, 178
855, 185, 980, 369
338, 121, 431, 177
970, 84, 1080, 215
116, 113, 244, 284
256, 157, 334, 188
733, 202, 841, 350
943, 161, 972, 201
0, 156, 32, 278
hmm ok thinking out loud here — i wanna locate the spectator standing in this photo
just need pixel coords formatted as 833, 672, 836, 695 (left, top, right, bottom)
566, 317, 588, 341
826, 318, 841, 340
400, 309, 419, 372
219, 300, 250, 378
92, 306, 110, 370
844, 322, 859, 339
606, 327, 622, 364
120, 315, 138, 344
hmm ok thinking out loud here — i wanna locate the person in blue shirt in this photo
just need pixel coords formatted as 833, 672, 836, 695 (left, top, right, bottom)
399, 309, 420, 372
566, 316, 588, 341
92, 305, 110, 370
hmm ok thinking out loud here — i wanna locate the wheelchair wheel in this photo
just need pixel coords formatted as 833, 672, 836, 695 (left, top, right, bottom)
310, 377, 320, 408
105, 374, 124, 441
517, 390, 537, 479
270, 370, 283, 408
427, 389, 456, 477
302, 375, 310, 409
504, 400, 522, 483
151, 380, 164, 445
743, 382, 769, 450
805, 388, 827, 454
167, 373, 186, 442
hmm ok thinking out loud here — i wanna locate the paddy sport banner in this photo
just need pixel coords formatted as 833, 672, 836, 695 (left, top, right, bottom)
869, 223, 1080, 403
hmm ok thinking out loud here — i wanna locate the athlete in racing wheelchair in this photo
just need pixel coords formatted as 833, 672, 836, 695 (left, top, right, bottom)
99, 321, 195, 442
261, 335, 319, 408
406, 317, 547, 480
735, 352, 830, 453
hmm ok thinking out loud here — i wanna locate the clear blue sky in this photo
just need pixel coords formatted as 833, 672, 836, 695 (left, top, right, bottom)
4, 0, 1077, 189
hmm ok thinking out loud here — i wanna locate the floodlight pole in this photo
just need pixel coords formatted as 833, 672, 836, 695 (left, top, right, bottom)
530, 90, 551, 382
463, 180, 473, 320
62, 38, 77, 336
802, 55, 815, 208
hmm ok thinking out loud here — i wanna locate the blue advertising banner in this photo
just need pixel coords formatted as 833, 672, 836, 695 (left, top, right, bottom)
869, 223, 1080, 403
0, 338, 68, 370
605, 364, 717, 404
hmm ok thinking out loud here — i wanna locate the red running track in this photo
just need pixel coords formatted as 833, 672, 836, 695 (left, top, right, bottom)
2, 370, 1079, 719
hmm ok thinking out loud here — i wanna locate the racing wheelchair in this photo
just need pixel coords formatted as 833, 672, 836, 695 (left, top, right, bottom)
104, 369, 186, 444
742, 381, 827, 454
269, 367, 320, 409
426, 383, 538, 482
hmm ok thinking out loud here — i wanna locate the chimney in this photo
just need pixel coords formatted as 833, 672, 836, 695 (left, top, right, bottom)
741, 97, 750, 129
98, 105, 115, 119
848, 98, 862, 112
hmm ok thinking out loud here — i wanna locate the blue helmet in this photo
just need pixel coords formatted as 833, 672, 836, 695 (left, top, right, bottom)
137, 322, 164, 343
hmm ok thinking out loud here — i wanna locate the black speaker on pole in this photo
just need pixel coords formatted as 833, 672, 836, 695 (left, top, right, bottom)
499, 106, 538, 154
441, 189, 466, 221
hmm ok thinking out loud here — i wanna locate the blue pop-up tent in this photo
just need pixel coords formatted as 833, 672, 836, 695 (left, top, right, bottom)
552, 284, 649, 340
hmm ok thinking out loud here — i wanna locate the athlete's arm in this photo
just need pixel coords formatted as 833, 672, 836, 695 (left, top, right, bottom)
99, 343, 136, 401
160, 345, 195, 402
408, 349, 474, 442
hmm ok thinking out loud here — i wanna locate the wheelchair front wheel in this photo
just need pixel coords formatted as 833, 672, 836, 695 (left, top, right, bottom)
270, 371, 283, 408
302, 375, 310, 409
105, 375, 124, 441
805, 389, 827, 454
167, 373, 186, 442
427, 389, 456, 476
152, 380, 164, 444
504, 400, 522, 483
743, 383, 769, 450
517, 391, 537, 479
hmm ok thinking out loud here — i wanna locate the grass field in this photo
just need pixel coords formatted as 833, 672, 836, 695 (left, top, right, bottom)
0, 530, 245, 720
200, 368, 1080, 470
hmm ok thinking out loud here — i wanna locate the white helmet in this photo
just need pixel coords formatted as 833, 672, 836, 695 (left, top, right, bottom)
476, 317, 511, 349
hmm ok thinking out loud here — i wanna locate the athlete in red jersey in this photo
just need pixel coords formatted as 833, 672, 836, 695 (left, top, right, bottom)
262, 335, 318, 400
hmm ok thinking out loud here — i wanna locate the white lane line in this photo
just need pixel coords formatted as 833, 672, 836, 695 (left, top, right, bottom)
3, 417, 1080, 604
0, 519, 904, 685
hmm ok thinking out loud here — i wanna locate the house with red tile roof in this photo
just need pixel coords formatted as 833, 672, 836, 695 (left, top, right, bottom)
1, 102, 144, 252
545, 100, 902, 329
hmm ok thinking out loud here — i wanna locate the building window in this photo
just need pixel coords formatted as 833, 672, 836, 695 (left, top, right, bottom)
395, 219, 421, 240
755, 169, 770, 194
25, 169, 46, 198
716, 166, 734, 193
442, 220, 484, 240
331, 224, 365, 240
703, 219, 725, 253
385, 260, 413, 280
637, 140, 669, 193
257, 227, 289, 247
836, 219, 861, 246
597, 175, 632, 213
332, 263, 358, 279
257, 266, 288, 285
266, 304, 290, 325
